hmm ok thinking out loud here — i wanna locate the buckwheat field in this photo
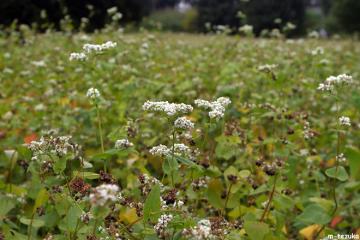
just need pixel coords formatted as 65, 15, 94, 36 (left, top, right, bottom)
0, 30, 359, 240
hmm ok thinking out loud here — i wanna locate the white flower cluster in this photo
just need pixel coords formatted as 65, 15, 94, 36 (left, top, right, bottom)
69, 52, 87, 61
308, 30, 320, 39
86, 88, 101, 100
154, 214, 173, 235
239, 24, 253, 35
115, 139, 133, 149
139, 174, 164, 195
257, 64, 277, 72
311, 46, 324, 56
143, 101, 193, 116
174, 143, 191, 156
191, 177, 209, 189
303, 121, 314, 140
184, 219, 214, 240
83, 41, 117, 53
149, 144, 171, 157
149, 144, 191, 157
339, 116, 351, 126
89, 184, 119, 206
194, 97, 231, 120
69, 41, 116, 61
317, 74, 353, 91
174, 117, 194, 130
336, 153, 346, 163
28, 135, 76, 159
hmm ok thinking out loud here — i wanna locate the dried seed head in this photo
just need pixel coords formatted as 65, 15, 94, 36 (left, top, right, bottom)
227, 174, 238, 183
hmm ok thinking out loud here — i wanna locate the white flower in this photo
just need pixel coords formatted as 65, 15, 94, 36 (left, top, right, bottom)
308, 30, 320, 39
149, 144, 171, 157
154, 214, 173, 235
173, 200, 184, 208
143, 101, 193, 116
28, 135, 76, 158
258, 64, 277, 72
69, 52, 87, 61
318, 74, 353, 91
115, 139, 133, 149
194, 99, 212, 109
86, 88, 100, 100
185, 219, 213, 240
336, 153, 346, 163
195, 97, 231, 120
31, 60, 46, 67
239, 24, 253, 35
174, 143, 190, 156
339, 116, 351, 126
107, 6, 118, 15
89, 184, 119, 206
311, 47, 324, 56
174, 117, 194, 130
83, 41, 117, 53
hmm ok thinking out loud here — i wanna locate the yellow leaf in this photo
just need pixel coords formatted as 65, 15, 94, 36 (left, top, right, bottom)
299, 224, 322, 240
58, 97, 70, 106
119, 208, 139, 224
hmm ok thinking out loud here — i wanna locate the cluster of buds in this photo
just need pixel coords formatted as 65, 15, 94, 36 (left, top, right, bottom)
191, 177, 209, 191
138, 174, 164, 196
69, 177, 91, 199
255, 158, 285, 176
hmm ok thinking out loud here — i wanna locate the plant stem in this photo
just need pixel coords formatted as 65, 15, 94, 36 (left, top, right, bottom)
96, 104, 106, 171
170, 129, 176, 186
27, 212, 35, 240
223, 182, 233, 216
6, 150, 17, 193
314, 94, 342, 239
260, 174, 278, 222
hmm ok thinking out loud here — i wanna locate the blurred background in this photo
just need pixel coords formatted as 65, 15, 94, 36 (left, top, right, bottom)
0, 0, 359, 36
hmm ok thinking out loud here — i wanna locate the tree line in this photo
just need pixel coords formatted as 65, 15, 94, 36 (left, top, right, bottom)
0, 0, 359, 35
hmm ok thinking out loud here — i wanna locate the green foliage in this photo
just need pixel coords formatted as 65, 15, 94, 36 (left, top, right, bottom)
0, 31, 359, 239
328, 0, 360, 33
143, 184, 161, 222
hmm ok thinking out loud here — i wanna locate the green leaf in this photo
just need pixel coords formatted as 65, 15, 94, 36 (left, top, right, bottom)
0, 197, 15, 218
174, 155, 198, 167
72, 171, 100, 179
325, 166, 349, 181
63, 205, 82, 232
206, 180, 223, 209
53, 158, 67, 174
239, 170, 251, 178
244, 220, 270, 240
163, 156, 179, 175
19, 217, 45, 228
143, 184, 161, 222
345, 148, 360, 180
33, 188, 49, 213
294, 204, 331, 228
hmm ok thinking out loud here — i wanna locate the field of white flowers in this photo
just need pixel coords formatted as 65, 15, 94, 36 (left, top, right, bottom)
0, 30, 359, 240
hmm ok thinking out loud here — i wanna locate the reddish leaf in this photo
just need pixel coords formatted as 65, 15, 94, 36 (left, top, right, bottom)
24, 133, 37, 144
0, 130, 6, 139
330, 216, 343, 228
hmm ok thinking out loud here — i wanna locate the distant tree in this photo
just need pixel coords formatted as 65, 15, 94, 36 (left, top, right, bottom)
155, 0, 181, 9
330, 0, 360, 33
0, 0, 153, 31
192, 0, 240, 31
192, 0, 305, 35
321, 0, 332, 15
241, 0, 305, 35
0, 0, 62, 29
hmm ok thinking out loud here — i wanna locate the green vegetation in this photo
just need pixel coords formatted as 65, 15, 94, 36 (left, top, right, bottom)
0, 31, 359, 239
